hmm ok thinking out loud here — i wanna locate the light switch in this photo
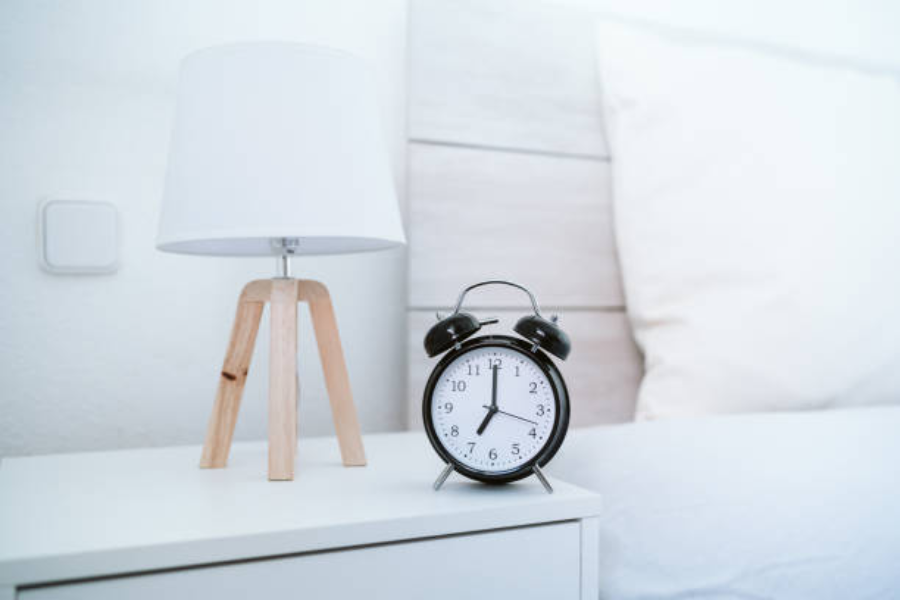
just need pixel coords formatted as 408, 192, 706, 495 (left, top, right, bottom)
39, 200, 119, 274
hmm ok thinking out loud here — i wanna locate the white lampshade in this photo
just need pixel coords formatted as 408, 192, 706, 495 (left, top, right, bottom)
157, 42, 405, 256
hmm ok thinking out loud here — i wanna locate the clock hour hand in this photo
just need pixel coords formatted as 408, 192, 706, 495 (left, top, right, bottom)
477, 365, 500, 436
482, 406, 538, 426
476, 409, 494, 436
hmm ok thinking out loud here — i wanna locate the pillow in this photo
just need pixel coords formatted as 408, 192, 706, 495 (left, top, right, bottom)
548, 406, 900, 599
595, 21, 900, 418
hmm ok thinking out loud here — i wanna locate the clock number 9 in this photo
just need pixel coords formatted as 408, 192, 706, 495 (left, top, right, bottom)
443, 402, 453, 414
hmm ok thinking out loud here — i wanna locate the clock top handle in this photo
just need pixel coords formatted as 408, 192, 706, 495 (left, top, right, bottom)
424, 280, 571, 361
454, 280, 570, 361
424, 280, 533, 357
451, 279, 543, 317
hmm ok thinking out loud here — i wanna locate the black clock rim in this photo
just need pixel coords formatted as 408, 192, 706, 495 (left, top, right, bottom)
422, 335, 570, 484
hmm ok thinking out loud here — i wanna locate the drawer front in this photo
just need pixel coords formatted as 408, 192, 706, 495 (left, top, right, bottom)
20, 522, 581, 600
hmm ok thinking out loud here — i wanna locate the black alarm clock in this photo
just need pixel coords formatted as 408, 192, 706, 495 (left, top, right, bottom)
422, 280, 571, 493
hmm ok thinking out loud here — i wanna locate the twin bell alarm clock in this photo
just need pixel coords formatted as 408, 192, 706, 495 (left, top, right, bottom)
422, 280, 571, 493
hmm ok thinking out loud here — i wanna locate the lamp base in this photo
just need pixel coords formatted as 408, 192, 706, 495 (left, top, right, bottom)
199, 278, 366, 480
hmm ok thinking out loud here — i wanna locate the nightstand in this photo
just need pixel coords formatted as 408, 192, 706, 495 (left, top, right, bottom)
0, 432, 601, 600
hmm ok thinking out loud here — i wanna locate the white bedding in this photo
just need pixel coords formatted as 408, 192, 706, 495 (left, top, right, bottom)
548, 407, 900, 599
594, 20, 900, 419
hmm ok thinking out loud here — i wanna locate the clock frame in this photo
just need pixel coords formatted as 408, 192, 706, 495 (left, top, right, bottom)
423, 335, 570, 484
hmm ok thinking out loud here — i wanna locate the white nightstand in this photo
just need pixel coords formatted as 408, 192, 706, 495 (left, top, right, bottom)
0, 432, 601, 600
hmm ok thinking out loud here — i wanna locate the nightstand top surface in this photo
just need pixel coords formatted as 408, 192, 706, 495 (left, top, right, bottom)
0, 431, 600, 587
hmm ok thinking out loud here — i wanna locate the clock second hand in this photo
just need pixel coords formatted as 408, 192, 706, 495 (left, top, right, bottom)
476, 364, 499, 436
482, 406, 538, 427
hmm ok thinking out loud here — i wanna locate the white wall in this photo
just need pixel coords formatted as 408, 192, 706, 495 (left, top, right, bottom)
0, 0, 409, 457
548, 0, 900, 69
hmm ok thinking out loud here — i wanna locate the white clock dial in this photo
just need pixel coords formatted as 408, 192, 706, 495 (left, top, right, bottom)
429, 345, 556, 474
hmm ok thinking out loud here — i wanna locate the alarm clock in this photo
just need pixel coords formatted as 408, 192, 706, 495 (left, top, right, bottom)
422, 280, 571, 493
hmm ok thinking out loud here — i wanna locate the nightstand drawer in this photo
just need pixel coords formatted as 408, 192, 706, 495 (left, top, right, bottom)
20, 522, 581, 600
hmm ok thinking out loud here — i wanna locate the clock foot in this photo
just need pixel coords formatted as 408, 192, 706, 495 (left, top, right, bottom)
433, 463, 455, 491
533, 465, 554, 494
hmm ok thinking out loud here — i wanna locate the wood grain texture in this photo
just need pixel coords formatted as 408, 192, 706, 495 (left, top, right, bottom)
299, 281, 367, 467
199, 283, 264, 469
409, 0, 608, 157
408, 143, 623, 309
268, 279, 299, 481
198, 279, 366, 480
407, 310, 642, 429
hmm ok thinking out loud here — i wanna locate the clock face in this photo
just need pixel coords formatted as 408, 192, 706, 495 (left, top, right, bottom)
424, 337, 567, 481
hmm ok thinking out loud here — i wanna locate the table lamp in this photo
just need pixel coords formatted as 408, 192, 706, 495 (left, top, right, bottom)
157, 42, 405, 481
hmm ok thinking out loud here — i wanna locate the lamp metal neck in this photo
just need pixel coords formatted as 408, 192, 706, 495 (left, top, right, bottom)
277, 254, 292, 279
271, 237, 300, 279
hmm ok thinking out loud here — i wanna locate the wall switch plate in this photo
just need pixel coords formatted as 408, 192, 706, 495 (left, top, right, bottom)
39, 199, 119, 274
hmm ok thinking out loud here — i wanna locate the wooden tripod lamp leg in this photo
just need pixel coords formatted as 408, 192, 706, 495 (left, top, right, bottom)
268, 279, 299, 481
301, 281, 367, 466
200, 288, 264, 469
200, 278, 361, 479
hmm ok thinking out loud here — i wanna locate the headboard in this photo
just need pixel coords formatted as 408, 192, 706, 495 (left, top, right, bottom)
405, 0, 643, 428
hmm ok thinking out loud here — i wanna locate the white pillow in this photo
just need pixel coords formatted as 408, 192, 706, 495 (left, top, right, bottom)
595, 21, 900, 418
548, 406, 900, 599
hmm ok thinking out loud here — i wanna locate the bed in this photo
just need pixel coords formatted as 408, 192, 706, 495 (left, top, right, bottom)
404, 0, 900, 596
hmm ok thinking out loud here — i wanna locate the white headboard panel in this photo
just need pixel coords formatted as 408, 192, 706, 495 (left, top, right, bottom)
406, 0, 643, 428
409, 0, 609, 157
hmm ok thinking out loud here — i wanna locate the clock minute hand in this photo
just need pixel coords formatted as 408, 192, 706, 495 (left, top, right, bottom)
490, 362, 499, 409
481, 406, 538, 427
477, 365, 500, 436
